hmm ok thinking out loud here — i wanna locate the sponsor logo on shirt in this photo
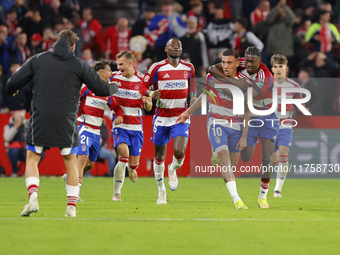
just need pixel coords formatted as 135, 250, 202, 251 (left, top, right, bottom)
116, 90, 139, 99
164, 81, 187, 89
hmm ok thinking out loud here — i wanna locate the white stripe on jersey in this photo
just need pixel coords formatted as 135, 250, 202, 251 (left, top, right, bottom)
154, 116, 190, 127
209, 104, 235, 117
77, 114, 104, 127
121, 106, 142, 116
79, 125, 100, 136
113, 123, 143, 131
158, 98, 187, 109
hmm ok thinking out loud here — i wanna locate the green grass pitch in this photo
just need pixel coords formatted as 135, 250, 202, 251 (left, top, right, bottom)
1, 177, 340, 255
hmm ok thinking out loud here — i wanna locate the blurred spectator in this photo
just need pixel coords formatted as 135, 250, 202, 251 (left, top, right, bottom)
299, 52, 340, 78
79, 7, 103, 58
14, 0, 28, 24
39, 0, 62, 27
180, 16, 208, 77
0, 24, 11, 74
41, 27, 57, 51
131, 5, 156, 37
65, 16, 82, 57
205, 2, 234, 63
21, 9, 47, 42
6, 7, 19, 37
305, 9, 340, 54
81, 48, 93, 66
299, 52, 340, 115
3, 111, 28, 177
54, 16, 67, 35
297, 66, 324, 115
11, 31, 31, 64
231, 16, 264, 54
294, 18, 312, 60
148, 0, 187, 61
266, 0, 295, 60
187, 0, 206, 32
29, 33, 43, 56
129, 35, 152, 73
250, 0, 270, 28
2, 61, 32, 113
204, 1, 216, 24
0, 0, 15, 12
103, 17, 131, 60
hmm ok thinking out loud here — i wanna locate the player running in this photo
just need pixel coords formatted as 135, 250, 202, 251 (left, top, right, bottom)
270, 54, 306, 198
209, 46, 276, 208
139, 38, 197, 204
76, 59, 123, 200
177, 49, 251, 209
110, 50, 152, 201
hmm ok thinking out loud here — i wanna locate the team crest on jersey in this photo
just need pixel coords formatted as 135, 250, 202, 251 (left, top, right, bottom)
82, 145, 86, 152
184, 71, 189, 79
135, 83, 140, 90
144, 75, 150, 82
256, 82, 264, 88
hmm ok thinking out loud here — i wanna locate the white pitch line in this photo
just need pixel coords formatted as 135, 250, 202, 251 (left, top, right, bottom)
1, 218, 340, 222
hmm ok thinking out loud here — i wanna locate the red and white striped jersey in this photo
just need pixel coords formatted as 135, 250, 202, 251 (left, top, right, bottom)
238, 59, 274, 116
275, 78, 302, 129
77, 84, 123, 135
142, 59, 197, 126
206, 73, 243, 130
110, 70, 145, 131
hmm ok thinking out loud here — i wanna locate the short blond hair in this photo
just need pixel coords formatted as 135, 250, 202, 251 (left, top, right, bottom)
58, 29, 79, 46
116, 50, 134, 61
270, 54, 288, 66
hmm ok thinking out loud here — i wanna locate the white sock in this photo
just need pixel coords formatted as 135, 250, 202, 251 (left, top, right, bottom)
154, 159, 165, 192
66, 185, 79, 197
259, 180, 270, 199
114, 160, 128, 194
226, 181, 241, 204
168, 155, 184, 173
274, 160, 289, 192
26, 177, 40, 203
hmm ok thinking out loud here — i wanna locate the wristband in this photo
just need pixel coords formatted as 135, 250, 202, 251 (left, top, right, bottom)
191, 96, 197, 101
149, 91, 154, 98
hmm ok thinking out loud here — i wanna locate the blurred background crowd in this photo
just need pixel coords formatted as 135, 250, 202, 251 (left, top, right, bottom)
1, 0, 340, 117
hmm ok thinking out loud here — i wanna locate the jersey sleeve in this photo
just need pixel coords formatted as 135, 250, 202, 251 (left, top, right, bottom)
79, 84, 90, 98
139, 63, 159, 96
188, 63, 197, 95
108, 96, 124, 118
253, 63, 274, 94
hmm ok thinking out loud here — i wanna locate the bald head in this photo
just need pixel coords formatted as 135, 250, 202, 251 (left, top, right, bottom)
117, 17, 128, 32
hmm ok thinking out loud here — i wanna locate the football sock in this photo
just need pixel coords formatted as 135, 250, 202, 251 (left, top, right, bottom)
78, 177, 82, 196
154, 158, 165, 192
168, 155, 184, 173
226, 181, 241, 204
274, 155, 289, 192
259, 179, 270, 199
114, 157, 128, 194
127, 163, 138, 173
25, 176, 40, 203
66, 184, 78, 207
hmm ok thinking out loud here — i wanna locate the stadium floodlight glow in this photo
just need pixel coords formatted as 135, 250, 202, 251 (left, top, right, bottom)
201, 85, 312, 116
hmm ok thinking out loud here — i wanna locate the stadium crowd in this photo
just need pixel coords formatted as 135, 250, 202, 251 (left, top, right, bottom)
1, 0, 340, 116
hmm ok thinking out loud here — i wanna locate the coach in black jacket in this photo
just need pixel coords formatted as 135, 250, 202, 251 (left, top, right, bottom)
6, 29, 118, 218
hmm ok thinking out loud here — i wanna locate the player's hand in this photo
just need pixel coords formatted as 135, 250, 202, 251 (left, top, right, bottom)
236, 137, 247, 151
141, 96, 149, 103
152, 90, 161, 99
113, 116, 123, 125
176, 111, 189, 124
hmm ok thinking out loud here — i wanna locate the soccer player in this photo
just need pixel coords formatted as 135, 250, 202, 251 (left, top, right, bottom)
76, 59, 123, 201
6, 29, 118, 217
270, 54, 305, 198
139, 38, 197, 204
209, 46, 276, 208
110, 50, 152, 201
177, 49, 250, 209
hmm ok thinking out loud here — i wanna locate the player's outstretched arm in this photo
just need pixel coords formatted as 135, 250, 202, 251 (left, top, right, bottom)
176, 92, 204, 124
6, 57, 34, 96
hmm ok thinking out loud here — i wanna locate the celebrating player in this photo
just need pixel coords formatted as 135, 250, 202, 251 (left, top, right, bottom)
139, 38, 197, 204
76, 59, 123, 201
110, 50, 152, 201
177, 49, 250, 209
270, 54, 306, 197
209, 46, 276, 208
